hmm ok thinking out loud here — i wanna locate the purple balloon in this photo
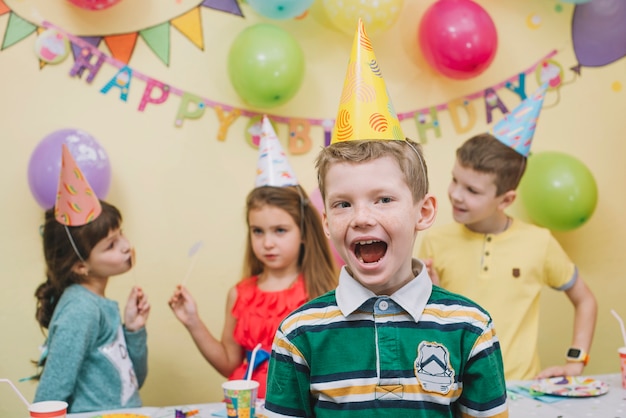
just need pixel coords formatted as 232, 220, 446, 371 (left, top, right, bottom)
28, 128, 111, 209
572, 0, 626, 67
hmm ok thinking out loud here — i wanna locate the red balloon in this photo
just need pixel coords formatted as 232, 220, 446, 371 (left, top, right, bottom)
418, 0, 498, 79
67, 0, 122, 11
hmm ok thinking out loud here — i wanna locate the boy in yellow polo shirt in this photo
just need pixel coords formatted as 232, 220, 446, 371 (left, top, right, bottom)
418, 86, 597, 381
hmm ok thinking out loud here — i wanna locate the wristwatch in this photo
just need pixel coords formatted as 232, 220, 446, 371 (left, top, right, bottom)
566, 347, 589, 366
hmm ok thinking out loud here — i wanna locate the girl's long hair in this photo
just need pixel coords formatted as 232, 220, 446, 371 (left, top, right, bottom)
35, 200, 122, 329
242, 186, 338, 299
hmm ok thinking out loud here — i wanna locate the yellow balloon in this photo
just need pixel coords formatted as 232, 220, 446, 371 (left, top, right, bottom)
321, 0, 404, 37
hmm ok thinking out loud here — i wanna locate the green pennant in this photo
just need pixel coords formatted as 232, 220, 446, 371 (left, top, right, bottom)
139, 22, 171, 66
2, 12, 37, 50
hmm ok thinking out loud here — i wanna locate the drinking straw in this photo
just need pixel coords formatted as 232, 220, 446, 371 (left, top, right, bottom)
610, 309, 626, 347
246, 343, 262, 381
0, 378, 30, 408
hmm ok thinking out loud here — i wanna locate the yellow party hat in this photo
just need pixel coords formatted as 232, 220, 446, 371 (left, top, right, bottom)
331, 18, 404, 144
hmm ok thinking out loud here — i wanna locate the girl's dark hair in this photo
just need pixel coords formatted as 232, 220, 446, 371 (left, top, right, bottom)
242, 186, 338, 299
35, 200, 122, 329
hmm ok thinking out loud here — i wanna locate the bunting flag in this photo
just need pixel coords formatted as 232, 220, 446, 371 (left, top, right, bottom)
0, 0, 9, 16
0, 0, 243, 64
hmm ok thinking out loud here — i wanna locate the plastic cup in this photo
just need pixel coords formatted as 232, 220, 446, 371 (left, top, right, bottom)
29, 401, 68, 418
222, 379, 259, 418
619, 347, 626, 389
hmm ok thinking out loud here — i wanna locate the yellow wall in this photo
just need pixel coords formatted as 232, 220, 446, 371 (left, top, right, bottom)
1, 0, 625, 415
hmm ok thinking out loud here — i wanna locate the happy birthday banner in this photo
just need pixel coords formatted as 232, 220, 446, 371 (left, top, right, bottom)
9, 16, 573, 154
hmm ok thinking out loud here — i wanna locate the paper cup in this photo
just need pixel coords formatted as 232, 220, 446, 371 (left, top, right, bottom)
29, 401, 68, 418
619, 347, 626, 389
222, 379, 259, 418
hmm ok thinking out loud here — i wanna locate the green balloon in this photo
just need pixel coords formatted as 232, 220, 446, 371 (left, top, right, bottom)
228, 24, 305, 108
519, 151, 598, 231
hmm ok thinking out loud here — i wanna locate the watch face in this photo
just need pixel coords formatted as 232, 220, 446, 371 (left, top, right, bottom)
567, 348, 582, 358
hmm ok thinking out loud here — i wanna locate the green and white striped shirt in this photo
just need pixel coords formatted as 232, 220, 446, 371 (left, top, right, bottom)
265, 260, 508, 418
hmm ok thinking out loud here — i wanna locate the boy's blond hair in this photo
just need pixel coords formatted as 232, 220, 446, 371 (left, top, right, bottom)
457, 133, 526, 196
315, 139, 429, 203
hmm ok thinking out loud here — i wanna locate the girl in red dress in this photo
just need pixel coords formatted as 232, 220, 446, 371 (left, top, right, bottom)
168, 117, 337, 398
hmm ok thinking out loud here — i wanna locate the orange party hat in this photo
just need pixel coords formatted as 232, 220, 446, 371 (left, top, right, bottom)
255, 115, 299, 187
331, 19, 404, 144
55, 144, 102, 226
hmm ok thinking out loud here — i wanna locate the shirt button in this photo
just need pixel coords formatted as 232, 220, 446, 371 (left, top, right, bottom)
486, 236, 492, 242
379, 300, 389, 311
484, 266, 489, 271
485, 251, 490, 256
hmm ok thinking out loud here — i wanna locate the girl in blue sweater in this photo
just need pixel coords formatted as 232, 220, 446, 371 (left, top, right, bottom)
31, 145, 150, 413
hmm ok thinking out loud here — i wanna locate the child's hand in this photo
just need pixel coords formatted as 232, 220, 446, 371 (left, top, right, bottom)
124, 286, 151, 332
168, 285, 199, 327
535, 362, 585, 379
423, 258, 441, 286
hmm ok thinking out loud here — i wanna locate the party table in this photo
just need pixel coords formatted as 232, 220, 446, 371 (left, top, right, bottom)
507, 373, 625, 417
68, 374, 624, 418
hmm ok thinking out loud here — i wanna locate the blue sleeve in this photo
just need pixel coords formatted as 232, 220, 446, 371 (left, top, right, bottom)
34, 297, 100, 403
124, 326, 148, 388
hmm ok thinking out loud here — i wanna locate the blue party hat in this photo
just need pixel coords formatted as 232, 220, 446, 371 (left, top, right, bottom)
492, 83, 548, 157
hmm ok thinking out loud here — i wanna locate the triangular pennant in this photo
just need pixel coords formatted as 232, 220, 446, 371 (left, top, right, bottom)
255, 116, 299, 187
0, 0, 9, 16
55, 144, 102, 226
139, 22, 171, 66
2, 12, 37, 50
331, 19, 403, 144
171, 7, 204, 51
70, 36, 102, 61
103, 32, 138, 64
200, 0, 243, 17
492, 83, 548, 157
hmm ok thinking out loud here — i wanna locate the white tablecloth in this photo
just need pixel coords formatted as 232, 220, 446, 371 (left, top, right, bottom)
68, 403, 228, 418
68, 374, 625, 418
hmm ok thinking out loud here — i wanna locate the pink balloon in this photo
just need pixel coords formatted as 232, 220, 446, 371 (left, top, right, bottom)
309, 187, 345, 268
67, 0, 122, 11
418, 0, 498, 80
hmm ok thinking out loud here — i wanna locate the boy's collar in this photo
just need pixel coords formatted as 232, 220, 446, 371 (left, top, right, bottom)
335, 259, 432, 321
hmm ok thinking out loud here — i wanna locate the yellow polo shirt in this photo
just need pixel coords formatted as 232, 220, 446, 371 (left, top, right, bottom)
418, 219, 576, 380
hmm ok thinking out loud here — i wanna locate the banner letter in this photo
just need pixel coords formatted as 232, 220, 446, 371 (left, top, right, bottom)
484, 88, 509, 124
505, 73, 527, 101
138, 79, 170, 112
175, 92, 207, 127
447, 98, 477, 134
69, 48, 105, 83
288, 118, 312, 155
100, 66, 133, 102
414, 107, 441, 144
214, 106, 241, 141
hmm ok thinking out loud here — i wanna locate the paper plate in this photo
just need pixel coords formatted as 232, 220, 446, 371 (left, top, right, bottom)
529, 376, 609, 397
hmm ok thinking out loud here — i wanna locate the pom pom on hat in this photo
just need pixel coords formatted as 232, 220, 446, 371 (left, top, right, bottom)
331, 18, 404, 144
255, 115, 299, 187
492, 83, 548, 157
55, 144, 102, 226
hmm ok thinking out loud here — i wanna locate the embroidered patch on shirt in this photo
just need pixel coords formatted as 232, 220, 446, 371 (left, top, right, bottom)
512, 268, 520, 278
414, 341, 455, 395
